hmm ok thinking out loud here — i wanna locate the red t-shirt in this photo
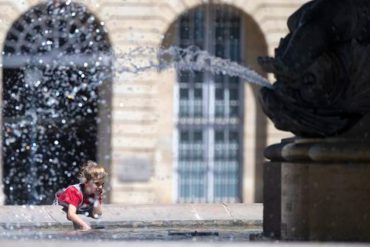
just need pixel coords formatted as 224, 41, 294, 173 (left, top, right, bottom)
55, 184, 101, 211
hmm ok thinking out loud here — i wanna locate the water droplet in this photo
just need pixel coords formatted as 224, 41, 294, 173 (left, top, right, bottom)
34, 80, 41, 87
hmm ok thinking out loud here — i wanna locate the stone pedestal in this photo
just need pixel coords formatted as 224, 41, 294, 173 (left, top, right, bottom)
263, 138, 370, 241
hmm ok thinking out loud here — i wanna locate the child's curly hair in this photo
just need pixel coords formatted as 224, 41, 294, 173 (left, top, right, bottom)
79, 160, 107, 183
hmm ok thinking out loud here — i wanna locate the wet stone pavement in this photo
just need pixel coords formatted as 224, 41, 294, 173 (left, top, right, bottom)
0, 204, 263, 242
0, 204, 368, 246
0, 225, 262, 242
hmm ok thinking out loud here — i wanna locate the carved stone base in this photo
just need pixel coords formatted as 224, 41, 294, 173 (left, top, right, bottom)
263, 138, 370, 241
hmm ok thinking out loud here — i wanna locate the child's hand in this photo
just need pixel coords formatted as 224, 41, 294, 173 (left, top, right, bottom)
95, 188, 102, 198
81, 224, 92, 231
95, 184, 103, 199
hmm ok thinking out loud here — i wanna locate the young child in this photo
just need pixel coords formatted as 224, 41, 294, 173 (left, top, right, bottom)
54, 160, 107, 231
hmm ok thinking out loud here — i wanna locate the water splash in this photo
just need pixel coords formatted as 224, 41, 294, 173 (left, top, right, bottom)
2, 46, 272, 100
2, 45, 271, 204
113, 46, 272, 88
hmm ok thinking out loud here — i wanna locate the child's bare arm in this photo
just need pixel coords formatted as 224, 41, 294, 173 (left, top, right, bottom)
67, 204, 91, 231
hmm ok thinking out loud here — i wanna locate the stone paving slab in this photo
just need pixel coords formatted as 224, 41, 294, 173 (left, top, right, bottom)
0, 206, 55, 227
0, 204, 262, 229
226, 204, 262, 220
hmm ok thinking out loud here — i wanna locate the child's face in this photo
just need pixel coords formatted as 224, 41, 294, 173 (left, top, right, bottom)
84, 179, 104, 195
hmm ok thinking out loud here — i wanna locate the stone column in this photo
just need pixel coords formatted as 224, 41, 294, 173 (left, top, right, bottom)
263, 137, 370, 241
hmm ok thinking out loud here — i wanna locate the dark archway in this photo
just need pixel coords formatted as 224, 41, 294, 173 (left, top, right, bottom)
2, 1, 112, 204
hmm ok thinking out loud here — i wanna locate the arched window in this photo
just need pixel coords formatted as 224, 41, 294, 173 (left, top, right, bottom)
2, 1, 112, 204
176, 5, 243, 203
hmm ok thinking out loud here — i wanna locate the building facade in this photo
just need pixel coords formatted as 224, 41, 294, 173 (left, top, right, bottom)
0, 0, 308, 205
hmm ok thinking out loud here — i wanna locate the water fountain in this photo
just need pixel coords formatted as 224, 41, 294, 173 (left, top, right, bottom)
0, 1, 269, 242
259, 0, 370, 241
2, 0, 112, 205
1, 0, 369, 244
1, 0, 271, 206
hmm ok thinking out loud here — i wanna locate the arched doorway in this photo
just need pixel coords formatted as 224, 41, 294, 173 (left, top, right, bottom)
162, 3, 268, 203
2, 1, 112, 204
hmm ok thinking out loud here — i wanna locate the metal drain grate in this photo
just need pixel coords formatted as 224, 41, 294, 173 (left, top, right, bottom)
167, 230, 219, 237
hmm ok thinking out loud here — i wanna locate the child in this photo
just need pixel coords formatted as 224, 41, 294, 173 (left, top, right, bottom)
54, 160, 107, 231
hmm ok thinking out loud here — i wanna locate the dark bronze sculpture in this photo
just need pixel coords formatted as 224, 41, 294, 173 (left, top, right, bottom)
258, 0, 370, 137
